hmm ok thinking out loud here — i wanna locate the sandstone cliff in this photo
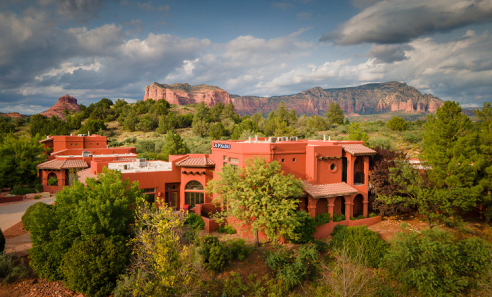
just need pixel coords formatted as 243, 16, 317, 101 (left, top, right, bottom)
144, 82, 232, 106
231, 81, 443, 115
41, 94, 80, 120
144, 81, 443, 116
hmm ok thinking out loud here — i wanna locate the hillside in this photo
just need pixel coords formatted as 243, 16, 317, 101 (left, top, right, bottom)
144, 81, 444, 116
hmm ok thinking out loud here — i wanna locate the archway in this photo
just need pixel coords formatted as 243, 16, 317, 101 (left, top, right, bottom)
334, 196, 345, 216
353, 194, 364, 217
316, 198, 328, 215
184, 180, 204, 209
47, 172, 58, 186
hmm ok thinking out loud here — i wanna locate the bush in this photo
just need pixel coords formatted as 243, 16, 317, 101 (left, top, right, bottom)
289, 211, 316, 244
312, 240, 329, 253
10, 185, 36, 195
383, 228, 492, 296
185, 213, 205, 230
333, 213, 345, 222
330, 225, 389, 268
61, 234, 130, 297
369, 213, 377, 218
368, 137, 393, 150
22, 202, 52, 232
218, 224, 237, 234
314, 213, 331, 226
386, 116, 408, 131
0, 229, 4, 253
198, 236, 239, 272
47, 176, 58, 186
224, 239, 250, 261
265, 245, 320, 291
0, 253, 30, 285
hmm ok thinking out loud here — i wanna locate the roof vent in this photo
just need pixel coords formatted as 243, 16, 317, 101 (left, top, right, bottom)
268, 137, 276, 143
290, 136, 298, 141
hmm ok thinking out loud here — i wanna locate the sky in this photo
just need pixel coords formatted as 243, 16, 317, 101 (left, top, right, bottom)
1, 0, 492, 114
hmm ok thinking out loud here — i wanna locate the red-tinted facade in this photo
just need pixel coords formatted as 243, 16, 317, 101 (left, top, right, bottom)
38, 135, 379, 238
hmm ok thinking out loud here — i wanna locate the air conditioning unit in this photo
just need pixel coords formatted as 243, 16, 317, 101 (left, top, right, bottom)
82, 151, 91, 157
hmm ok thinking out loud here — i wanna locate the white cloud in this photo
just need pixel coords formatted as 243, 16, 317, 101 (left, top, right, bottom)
322, 0, 492, 45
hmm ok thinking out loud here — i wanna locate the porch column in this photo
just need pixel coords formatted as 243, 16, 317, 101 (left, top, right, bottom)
363, 156, 369, 185
363, 194, 369, 217
328, 197, 335, 219
307, 197, 317, 218
347, 156, 355, 186
344, 201, 353, 221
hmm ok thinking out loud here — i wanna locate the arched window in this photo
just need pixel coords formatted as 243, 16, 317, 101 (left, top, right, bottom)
185, 180, 204, 208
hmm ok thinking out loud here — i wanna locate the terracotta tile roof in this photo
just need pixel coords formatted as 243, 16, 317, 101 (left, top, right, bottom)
116, 157, 137, 162
342, 144, 376, 156
37, 159, 89, 170
39, 137, 53, 143
303, 181, 358, 198
77, 168, 97, 185
176, 157, 215, 168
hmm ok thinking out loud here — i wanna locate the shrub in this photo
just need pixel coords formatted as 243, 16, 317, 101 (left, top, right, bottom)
35, 183, 43, 193
11, 185, 36, 195
224, 239, 250, 261
289, 211, 316, 244
61, 234, 130, 297
22, 202, 52, 232
197, 236, 240, 272
314, 213, 332, 226
383, 228, 492, 296
265, 245, 320, 291
47, 176, 58, 186
218, 224, 237, 234
0, 229, 4, 253
369, 213, 377, 218
330, 225, 389, 268
333, 213, 345, 222
357, 215, 365, 220
34, 195, 40, 199
386, 116, 408, 131
312, 240, 329, 253
0, 253, 30, 285
368, 137, 393, 150
185, 213, 205, 230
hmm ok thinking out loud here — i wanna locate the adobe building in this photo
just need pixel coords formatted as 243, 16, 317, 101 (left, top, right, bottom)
37, 135, 381, 238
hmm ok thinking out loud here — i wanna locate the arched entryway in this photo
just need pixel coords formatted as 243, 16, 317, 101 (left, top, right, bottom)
334, 196, 345, 216
353, 194, 364, 217
184, 180, 204, 209
316, 198, 328, 215
47, 172, 58, 186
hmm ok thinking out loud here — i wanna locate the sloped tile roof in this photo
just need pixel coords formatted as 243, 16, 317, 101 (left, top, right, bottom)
176, 157, 215, 168
77, 168, 97, 185
39, 137, 53, 143
116, 157, 137, 162
342, 144, 376, 156
303, 181, 358, 198
37, 159, 89, 170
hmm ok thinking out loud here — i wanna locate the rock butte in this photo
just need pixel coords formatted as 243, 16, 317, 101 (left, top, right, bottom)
41, 94, 80, 120
144, 81, 444, 115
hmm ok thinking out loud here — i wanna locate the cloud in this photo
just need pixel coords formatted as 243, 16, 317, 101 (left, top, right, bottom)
40, 0, 105, 22
367, 44, 413, 63
322, 0, 492, 45
137, 1, 154, 11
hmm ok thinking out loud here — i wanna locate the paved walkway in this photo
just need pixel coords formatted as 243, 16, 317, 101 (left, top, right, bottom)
0, 197, 55, 231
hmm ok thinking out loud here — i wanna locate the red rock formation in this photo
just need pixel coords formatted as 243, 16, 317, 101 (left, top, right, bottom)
41, 94, 80, 120
143, 81, 444, 116
1, 112, 27, 118
144, 83, 232, 106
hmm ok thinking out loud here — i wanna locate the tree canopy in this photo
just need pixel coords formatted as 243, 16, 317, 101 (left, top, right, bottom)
207, 157, 303, 246
325, 102, 344, 125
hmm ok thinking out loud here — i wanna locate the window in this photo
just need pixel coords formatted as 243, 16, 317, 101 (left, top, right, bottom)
184, 180, 204, 208
281, 158, 285, 163
223, 155, 227, 161
166, 184, 177, 190
229, 157, 239, 164
143, 188, 155, 193
293, 158, 296, 162
330, 163, 337, 171
142, 188, 155, 204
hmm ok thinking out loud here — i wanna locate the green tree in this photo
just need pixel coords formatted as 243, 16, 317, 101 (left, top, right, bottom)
348, 123, 369, 143
78, 119, 107, 134
207, 157, 303, 246
29, 115, 68, 137
209, 122, 227, 140
383, 227, 492, 296
0, 117, 15, 134
28, 169, 144, 284
474, 102, 492, 221
192, 119, 209, 137
161, 131, 189, 160
386, 116, 408, 131
0, 134, 47, 189
118, 203, 200, 296
325, 102, 344, 125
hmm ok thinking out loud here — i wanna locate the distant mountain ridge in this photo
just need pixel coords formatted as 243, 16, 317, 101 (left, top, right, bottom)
144, 81, 444, 115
